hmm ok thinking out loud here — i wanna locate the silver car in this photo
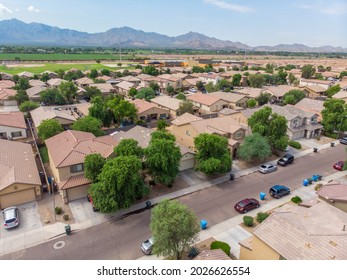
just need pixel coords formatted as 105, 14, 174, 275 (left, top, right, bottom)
2, 206, 20, 229
258, 163, 277, 174
141, 237, 154, 255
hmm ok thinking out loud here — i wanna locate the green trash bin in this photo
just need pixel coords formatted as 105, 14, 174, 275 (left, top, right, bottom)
65, 225, 71, 235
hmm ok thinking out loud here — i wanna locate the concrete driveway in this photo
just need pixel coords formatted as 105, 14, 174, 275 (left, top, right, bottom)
0, 201, 42, 239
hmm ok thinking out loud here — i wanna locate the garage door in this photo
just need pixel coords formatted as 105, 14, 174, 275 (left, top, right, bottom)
179, 158, 195, 171
67, 186, 89, 202
0, 189, 36, 209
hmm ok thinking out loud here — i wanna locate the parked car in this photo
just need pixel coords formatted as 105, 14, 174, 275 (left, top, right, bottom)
277, 154, 294, 166
339, 137, 347, 145
269, 185, 290, 198
258, 163, 277, 174
189, 88, 197, 93
333, 161, 345, 171
87, 194, 99, 212
141, 237, 154, 255
234, 198, 260, 213
2, 206, 20, 229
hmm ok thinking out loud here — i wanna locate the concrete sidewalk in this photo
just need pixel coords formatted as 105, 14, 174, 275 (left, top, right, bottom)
0, 139, 342, 257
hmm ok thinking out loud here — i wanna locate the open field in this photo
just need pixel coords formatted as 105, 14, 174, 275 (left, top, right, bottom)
0, 53, 132, 61
0, 62, 135, 75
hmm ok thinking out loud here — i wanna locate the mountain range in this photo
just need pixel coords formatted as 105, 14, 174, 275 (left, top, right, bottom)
0, 19, 346, 53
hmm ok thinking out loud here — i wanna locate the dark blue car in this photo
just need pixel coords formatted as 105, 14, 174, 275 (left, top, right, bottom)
269, 185, 290, 199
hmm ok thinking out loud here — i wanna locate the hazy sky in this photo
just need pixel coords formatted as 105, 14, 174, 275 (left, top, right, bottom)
0, 0, 346, 47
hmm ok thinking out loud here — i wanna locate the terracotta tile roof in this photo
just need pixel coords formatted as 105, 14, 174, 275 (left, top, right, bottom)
194, 249, 231, 260
26, 85, 47, 98
333, 90, 347, 99
116, 81, 135, 91
301, 78, 333, 85
304, 85, 326, 93
120, 76, 141, 83
208, 91, 249, 102
218, 108, 239, 115
18, 71, 34, 78
45, 130, 116, 168
234, 87, 264, 98
191, 115, 245, 135
199, 73, 220, 79
131, 99, 159, 114
76, 77, 93, 85
151, 96, 182, 111
0, 88, 16, 100
88, 83, 115, 93
0, 139, 41, 191
47, 78, 66, 87
111, 125, 153, 148
99, 75, 112, 81
263, 85, 297, 97
317, 181, 347, 202
136, 74, 153, 80
294, 98, 324, 121
30, 106, 78, 128
29, 80, 46, 87
187, 93, 222, 106
252, 202, 347, 260
171, 113, 202, 126
58, 174, 91, 190
0, 80, 15, 88
0, 111, 27, 129
157, 74, 181, 82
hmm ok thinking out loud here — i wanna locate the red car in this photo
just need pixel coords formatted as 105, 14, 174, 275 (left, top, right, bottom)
87, 194, 99, 212
234, 198, 260, 213
333, 161, 345, 171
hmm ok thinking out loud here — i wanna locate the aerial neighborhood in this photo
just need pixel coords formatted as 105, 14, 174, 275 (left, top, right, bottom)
1, 54, 347, 260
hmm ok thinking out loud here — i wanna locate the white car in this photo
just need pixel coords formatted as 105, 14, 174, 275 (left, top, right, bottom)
258, 163, 277, 174
141, 237, 154, 255
189, 88, 197, 93
2, 206, 20, 229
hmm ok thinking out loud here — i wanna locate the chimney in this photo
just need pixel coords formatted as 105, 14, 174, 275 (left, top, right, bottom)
343, 225, 346, 231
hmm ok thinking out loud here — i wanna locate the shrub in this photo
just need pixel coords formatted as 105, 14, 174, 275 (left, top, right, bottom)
291, 196, 302, 204
63, 214, 69, 221
256, 212, 269, 223
314, 183, 323, 191
210, 241, 231, 256
55, 207, 62, 215
187, 246, 200, 259
243, 216, 254, 227
288, 140, 301, 149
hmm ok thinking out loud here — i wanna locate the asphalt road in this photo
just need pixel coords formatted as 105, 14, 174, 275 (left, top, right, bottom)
1, 144, 345, 260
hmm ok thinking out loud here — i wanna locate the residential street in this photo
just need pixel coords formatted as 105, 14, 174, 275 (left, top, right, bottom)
0, 143, 345, 260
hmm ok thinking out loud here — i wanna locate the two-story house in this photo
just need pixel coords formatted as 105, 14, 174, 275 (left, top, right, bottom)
0, 111, 27, 140
45, 130, 117, 203
198, 72, 221, 85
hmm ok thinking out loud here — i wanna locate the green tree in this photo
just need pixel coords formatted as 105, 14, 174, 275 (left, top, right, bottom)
176, 92, 186, 100
101, 69, 110, 76
89, 96, 113, 127
232, 74, 242, 86
114, 139, 143, 158
247, 98, 257, 108
128, 88, 138, 98
85, 86, 102, 100
72, 116, 104, 136
276, 69, 288, 85
340, 71, 347, 79
15, 89, 29, 104
19, 100, 39, 113
55, 69, 65, 79
142, 66, 159, 76
150, 199, 200, 260
237, 133, 272, 162
248, 74, 265, 88
248, 107, 288, 151
37, 119, 64, 141
301, 64, 316, 79
107, 96, 138, 126
15, 78, 30, 90
88, 156, 147, 213
321, 99, 347, 136
40, 73, 50, 82
192, 66, 205, 73
178, 100, 194, 115
145, 133, 181, 186
166, 85, 175, 96
59, 81, 77, 103
40, 88, 67, 105
89, 69, 98, 79
135, 87, 156, 101
84, 153, 106, 183
194, 133, 232, 175
255, 92, 271, 106
149, 82, 160, 91
288, 73, 296, 84
325, 84, 341, 98
157, 119, 168, 131
283, 89, 306, 105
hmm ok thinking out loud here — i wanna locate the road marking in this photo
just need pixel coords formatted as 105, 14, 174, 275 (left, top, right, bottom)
53, 241, 65, 250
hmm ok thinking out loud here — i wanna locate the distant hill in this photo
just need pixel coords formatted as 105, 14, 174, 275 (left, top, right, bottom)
0, 19, 346, 53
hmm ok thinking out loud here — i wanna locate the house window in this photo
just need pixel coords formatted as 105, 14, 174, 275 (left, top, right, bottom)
186, 130, 190, 136
235, 131, 243, 139
11, 131, 22, 138
311, 117, 316, 123
292, 120, 298, 127
0, 132, 7, 138
70, 164, 84, 173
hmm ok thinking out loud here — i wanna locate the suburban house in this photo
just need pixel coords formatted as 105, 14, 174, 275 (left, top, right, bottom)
294, 98, 324, 122
170, 112, 248, 157
207, 91, 249, 108
111, 125, 195, 171
75, 77, 94, 87
299, 78, 334, 90
234, 104, 322, 139
239, 202, 347, 260
29, 79, 46, 87
0, 139, 41, 209
0, 80, 15, 88
302, 85, 326, 99
332, 90, 347, 103
47, 78, 66, 88
187, 93, 229, 113
150, 96, 183, 118
18, 71, 34, 79
261, 85, 297, 103
26, 85, 47, 102
40, 70, 59, 79
45, 130, 117, 203
87, 83, 116, 95
130, 99, 169, 121
119, 75, 142, 86
116, 81, 136, 95
234, 87, 264, 99
0, 88, 17, 104
0, 72, 13, 80
198, 72, 221, 85
0, 111, 27, 140
317, 181, 347, 213
157, 74, 183, 90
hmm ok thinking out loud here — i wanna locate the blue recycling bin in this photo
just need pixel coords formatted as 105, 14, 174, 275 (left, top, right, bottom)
260, 192, 266, 200
200, 220, 208, 230
303, 179, 309, 186
312, 175, 318, 182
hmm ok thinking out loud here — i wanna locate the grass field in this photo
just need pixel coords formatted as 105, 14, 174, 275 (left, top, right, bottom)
0, 62, 135, 75
0, 53, 132, 61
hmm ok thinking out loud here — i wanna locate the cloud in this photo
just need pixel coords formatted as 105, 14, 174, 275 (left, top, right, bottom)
0, 3, 13, 14
300, 2, 347, 15
28, 5, 40, 13
204, 0, 254, 13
